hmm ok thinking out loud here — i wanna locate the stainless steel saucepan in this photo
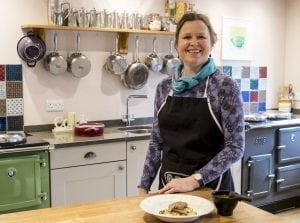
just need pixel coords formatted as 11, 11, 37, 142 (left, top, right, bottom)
105, 34, 128, 75
122, 36, 149, 90
145, 37, 163, 72
161, 39, 181, 78
67, 32, 91, 78
44, 32, 67, 75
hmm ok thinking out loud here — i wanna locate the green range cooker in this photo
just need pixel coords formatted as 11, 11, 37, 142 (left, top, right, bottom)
0, 132, 50, 214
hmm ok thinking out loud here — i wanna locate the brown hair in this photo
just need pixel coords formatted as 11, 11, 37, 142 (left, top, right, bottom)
175, 13, 217, 47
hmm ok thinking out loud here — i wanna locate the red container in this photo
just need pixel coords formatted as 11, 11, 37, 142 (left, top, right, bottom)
74, 123, 105, 137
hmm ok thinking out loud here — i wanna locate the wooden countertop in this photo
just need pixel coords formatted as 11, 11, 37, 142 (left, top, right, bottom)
0, 189, 290, 223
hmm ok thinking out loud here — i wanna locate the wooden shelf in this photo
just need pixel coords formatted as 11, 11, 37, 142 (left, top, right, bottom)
21, 24, 175, 54
21, 24, 175, 35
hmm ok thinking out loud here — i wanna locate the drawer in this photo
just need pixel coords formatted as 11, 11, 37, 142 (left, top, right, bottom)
50, 142, 126, 169
276, 163, 300, 192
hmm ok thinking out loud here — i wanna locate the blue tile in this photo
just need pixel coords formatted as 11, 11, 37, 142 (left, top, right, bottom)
258, 103, 266, 112
222, 66, 232, 76
6, 64, 22, 81
0, 117, 6, 131
250, 79, 259, 90
242, 91, 250, 102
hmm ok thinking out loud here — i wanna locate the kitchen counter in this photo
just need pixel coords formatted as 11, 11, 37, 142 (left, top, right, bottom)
30, 125, 152, 149
29, 115, 300, 148
0, 189, 290, 223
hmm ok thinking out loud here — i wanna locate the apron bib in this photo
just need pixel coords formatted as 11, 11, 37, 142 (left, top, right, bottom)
157, 78, 234, 191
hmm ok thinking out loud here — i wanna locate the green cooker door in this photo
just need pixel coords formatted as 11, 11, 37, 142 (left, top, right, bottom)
0, 155, 43, 212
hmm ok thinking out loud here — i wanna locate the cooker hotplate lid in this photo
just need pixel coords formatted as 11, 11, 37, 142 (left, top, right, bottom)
0, 132, 26, 146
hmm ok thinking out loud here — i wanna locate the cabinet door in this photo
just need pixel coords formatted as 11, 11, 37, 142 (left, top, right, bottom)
126, 140, 159, 196
51, 161, 126, 207
246, 154, 274, 197
276, 127, 300, 164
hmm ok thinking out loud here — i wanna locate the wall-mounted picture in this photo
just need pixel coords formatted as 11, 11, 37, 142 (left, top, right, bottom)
221, 17, 252, 61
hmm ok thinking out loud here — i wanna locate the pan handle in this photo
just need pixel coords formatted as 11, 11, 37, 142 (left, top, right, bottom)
153, 37, 157, 54
114, 33, 119, 53
76, 32, 81, 53
134, 36, 139, 62
54, 32, 58, 52
169, 38, 174, 55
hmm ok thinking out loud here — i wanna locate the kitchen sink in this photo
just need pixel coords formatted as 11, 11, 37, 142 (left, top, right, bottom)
118, 125, 152, 134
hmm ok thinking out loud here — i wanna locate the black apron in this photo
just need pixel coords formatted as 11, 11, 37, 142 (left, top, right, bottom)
157, 79, 234, 191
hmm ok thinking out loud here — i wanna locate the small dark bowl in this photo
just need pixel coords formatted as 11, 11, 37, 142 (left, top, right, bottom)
212, 190, 238, 216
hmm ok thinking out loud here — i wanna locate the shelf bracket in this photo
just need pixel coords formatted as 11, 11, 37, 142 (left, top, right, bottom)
118, 32, 129, 54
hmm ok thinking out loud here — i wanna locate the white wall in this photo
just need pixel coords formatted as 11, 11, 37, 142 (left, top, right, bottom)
285, 0, 300, 94
0, 0, 289, 126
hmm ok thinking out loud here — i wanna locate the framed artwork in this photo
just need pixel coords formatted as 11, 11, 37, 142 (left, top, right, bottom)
221, 17, 252, 61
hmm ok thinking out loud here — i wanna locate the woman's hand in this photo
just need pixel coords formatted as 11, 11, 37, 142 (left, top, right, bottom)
157, 176, 200, 194
138, 188, 148, 195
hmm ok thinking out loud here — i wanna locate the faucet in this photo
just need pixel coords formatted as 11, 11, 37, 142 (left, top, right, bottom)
123, 94, 148, 126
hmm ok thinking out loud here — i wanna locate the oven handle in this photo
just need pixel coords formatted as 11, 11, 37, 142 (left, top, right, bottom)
0, 145, 49, 154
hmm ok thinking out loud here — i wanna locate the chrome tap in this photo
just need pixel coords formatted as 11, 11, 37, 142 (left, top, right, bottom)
123, 94, 148, 126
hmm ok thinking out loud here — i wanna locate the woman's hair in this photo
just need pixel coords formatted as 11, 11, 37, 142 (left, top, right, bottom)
175, 13, 217, 47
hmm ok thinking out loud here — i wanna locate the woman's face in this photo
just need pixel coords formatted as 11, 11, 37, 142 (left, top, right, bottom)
176, 20, 212, 70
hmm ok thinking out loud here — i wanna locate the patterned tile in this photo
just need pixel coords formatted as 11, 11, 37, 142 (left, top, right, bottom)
250, 102, 259, 113
250, 79, 259, 90
222, 66, 232, 76
0, 65, 5, 81
241, 66, 250, 78
241, 79, 250, 91
259, 66, 267, 78
259, 78, 267, 91
258, 102, 266, 112
0, 82, 6, 99
250, 67, 259, 79
7, 116, 23, 131
0, 99, 6, 116
242, 91, 250, 102
243, 103, 250, 114
6, 98, 23, 116
250, 91, 258, 102
258, 90, 266, 103
232, 67, 242, 79
6, 82, 23, 98
0, 117, 6, 131
6, 64, 22, 81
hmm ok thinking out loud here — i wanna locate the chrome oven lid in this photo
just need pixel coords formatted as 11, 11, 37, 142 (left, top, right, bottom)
0, 132, 26, 146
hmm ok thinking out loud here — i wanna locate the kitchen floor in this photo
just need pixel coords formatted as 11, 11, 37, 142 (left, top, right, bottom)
276, 207, 300, 223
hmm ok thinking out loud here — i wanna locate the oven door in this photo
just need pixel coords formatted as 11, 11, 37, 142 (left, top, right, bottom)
0, 154, 46, 212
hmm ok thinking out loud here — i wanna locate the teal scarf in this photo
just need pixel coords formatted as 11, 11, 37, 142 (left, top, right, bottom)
171, 58, 217, 94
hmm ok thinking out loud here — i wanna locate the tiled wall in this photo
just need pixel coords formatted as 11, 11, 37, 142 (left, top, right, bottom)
0, 64, 24, 132
0, 64, 267, 132
220, 66, 267, 114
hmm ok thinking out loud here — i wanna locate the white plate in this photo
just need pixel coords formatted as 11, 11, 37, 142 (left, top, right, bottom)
140, 194, 214, 222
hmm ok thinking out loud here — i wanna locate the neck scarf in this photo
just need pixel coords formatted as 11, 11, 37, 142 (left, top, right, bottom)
171, 58, 216, 94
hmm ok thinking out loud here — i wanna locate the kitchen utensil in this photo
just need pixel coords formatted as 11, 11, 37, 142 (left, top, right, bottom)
67, 32, 91, 78
105, 34, 128, 75
122, 36, 149, 89
44, 32, 67, 75
17, 31, 46, 67
161, 39, 181, 77
61, 2, 71, 26
145, 37, 163, 72
74, 123, 105, 137
140, 194, 214, 223
211, 190, 252, 216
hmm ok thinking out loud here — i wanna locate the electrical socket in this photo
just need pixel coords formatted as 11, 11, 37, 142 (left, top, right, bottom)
46, 99, 64, 112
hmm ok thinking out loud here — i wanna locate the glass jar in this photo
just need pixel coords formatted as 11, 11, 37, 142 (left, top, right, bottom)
148, 13, 162, 31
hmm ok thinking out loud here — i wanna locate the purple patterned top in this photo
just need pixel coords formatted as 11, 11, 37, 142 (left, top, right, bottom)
139, 69, 245, 191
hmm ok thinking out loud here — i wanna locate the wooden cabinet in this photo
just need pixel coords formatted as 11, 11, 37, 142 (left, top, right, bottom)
126, 139, 159, 196
50, 142, 126, 207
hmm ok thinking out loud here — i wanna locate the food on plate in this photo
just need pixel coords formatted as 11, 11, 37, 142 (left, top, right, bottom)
159, 201, 197, 216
